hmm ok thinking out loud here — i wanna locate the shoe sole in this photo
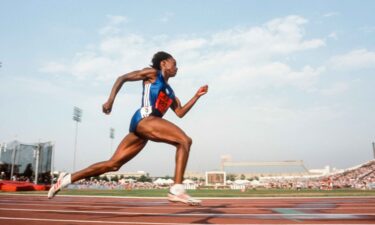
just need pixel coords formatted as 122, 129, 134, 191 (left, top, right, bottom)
168, 194, 201, 206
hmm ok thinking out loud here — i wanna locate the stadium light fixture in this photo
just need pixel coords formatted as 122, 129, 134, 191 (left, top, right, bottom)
72, 106, 82, 172
109, 128, 115, 156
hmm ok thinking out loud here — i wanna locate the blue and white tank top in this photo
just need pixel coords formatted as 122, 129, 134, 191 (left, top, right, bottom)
140, 71, 176, 118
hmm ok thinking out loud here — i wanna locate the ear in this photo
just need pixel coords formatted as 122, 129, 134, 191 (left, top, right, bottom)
160, 59, 167, 68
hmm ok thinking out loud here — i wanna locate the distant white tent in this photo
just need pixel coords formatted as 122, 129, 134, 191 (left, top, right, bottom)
183, 179, 194, 184
153, 178, 165, 185
124, 178, 135, 183
234, 179, 250, 185
153, 178, 174, 185
250, 180, 260, 186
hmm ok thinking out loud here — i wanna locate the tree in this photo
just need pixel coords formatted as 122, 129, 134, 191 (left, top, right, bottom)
240, 174, 246, 180
111, 175, 119, 182
126, 176, 137, 180
90, 176, 100, 181
137, 175, 152, 182
163, 175, 172, 180
227, 174, 236, 181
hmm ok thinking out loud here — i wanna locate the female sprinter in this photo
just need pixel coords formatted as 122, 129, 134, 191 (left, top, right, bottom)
48, 51, 208, 205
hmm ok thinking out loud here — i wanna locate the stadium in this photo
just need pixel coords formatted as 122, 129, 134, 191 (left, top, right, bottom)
1, 140, 375, 224
1, 141, 374, 192
1, 1, 375, 224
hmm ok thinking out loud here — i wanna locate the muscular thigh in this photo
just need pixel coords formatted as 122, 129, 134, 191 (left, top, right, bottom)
136, 116, 188, 146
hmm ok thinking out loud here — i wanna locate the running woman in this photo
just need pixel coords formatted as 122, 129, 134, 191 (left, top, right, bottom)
48, 51, 208, 205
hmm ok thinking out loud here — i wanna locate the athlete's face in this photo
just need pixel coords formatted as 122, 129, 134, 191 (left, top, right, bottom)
162, 58, 178, 77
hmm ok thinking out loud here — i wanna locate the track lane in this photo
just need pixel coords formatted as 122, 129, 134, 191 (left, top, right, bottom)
0, 194, 374, 224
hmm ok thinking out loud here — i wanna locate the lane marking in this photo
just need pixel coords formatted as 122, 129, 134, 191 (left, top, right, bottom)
0, 207, 374, 219
0, 217, 216, 225
1, 202, 375, 211
273, 208, 306, 222
0, 217, 372, 225
1, 198, 375, 207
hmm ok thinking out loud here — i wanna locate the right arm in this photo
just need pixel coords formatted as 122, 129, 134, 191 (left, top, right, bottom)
102, 68, 156, 114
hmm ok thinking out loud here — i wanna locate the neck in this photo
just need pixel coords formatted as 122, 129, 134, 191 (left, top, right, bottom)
161, 70, 169, 82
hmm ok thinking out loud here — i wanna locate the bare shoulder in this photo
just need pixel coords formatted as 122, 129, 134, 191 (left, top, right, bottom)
141, 67, 157, 77
140, 67, 158, 82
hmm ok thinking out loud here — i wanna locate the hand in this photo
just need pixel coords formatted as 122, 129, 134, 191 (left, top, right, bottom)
195, 85, 208, 97
102, 101, 113, 115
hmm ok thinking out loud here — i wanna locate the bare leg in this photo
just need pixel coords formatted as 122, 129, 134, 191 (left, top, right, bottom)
71, 133, 147, 183
136, 116, 192, 184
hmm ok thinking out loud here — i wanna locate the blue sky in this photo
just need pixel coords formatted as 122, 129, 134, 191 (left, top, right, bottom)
1, 0, 375, 176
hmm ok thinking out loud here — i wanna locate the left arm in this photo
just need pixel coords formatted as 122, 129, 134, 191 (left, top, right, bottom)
171, 85, 208, 118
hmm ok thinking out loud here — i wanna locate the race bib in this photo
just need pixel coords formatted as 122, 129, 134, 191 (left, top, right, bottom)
140, 106, 152, 118
155, 91, 173, 115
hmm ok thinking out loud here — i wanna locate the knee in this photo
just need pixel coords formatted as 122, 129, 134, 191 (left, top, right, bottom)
186, 136, 193, 147
179, 135, 192, 150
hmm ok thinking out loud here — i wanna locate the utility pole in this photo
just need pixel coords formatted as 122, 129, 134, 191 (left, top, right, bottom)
372, 142, 375, 159
72, 107, 82, 172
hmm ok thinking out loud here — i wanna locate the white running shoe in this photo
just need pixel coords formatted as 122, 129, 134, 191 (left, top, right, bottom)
47, 172, 71, 199
168, 192, 202, 206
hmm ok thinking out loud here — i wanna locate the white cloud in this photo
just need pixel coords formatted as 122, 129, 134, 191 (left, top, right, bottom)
167, 38, 207, 53
41, 15, 326, 94
215, 63, 325, 91
210, 15, 324, 55
99, 15, 128, 36
319, 82, 350, 96
39, 62, 67, 73
330, 49, 375, 70
71, 52, 117, 80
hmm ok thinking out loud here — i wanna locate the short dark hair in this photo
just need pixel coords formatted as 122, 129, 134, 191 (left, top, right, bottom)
151, 51, 172, 70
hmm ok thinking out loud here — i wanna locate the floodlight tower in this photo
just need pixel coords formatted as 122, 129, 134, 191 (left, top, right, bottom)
72, 106, 82, 172
109, 128, 115, 156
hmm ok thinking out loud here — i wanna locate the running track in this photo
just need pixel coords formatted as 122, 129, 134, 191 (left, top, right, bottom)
0, 194, 374, 224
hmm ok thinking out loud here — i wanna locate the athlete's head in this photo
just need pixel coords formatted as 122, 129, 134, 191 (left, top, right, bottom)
151, 51, 178, 77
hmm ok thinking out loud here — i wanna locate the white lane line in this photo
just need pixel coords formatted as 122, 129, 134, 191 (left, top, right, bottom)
1, 202, 375, 211
1, 199, 375, 207
0, 217, 210, 225
0, 207, 374, 218
0, 217, 371, 225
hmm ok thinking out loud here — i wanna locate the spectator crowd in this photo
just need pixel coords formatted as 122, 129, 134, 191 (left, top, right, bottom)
261, 160, 375, 190
9, 160, 372, 191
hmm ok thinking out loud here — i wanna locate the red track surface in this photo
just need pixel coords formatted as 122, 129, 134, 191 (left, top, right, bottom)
0, 194, 374, 224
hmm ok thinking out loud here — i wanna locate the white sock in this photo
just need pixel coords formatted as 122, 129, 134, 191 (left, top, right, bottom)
170, 184, 185, 195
